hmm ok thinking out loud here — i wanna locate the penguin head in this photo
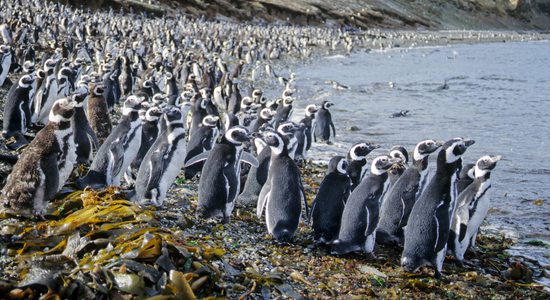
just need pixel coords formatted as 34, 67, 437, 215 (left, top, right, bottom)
152, 93, 167, 105
261, 130, 286, 155
49, 97, 75, 123
201, 115, 219, 127
412, 139, 443, 161
18, 75, 34, 89
163, 106, 184, 126
23, 61, 35, 73
370, 155, 396, 176
241, 96, 253, 109
122, 95, 146, 116
224, 126, 251, 145
0, 45, 10, 54
145, 106, 163, 122
321, 101, 334, 110
474, 155, 502, 178
389, 145, 409, 165
282, 89, 293, 99
349, 142, 380, 161
441, 138, 475, 164
277, 121, 300, 137
259, 108, 276, 120
44, 58, 57, 71
328, 156, 349, 175
305, 104, 319, 117
252, 89, 262, 99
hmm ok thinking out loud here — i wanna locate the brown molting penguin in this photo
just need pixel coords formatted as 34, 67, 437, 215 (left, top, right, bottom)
1, 98, 75, 216
87, 82, 111, 145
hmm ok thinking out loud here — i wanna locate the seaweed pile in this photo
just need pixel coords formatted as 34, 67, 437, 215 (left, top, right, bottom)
1, 162, 549, 298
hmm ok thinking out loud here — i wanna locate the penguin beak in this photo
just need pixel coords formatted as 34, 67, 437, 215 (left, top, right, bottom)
464, 139, 475, 147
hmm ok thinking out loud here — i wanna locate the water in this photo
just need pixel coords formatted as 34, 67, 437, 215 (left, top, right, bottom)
291, 41, 550, 267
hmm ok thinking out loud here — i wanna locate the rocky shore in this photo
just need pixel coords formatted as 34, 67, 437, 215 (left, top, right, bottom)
57, 0, 550, 30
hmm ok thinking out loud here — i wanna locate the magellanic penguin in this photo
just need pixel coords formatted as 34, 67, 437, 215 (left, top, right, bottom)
87, 83, 111, 145
311, 156, 351, 244
456, 163, 475, 196
72, 81, 99, 164
257, 130, 309, 242
130, 103, 193, 206
272, 97, 294, 129
401, 138, 475, 278
0, 45, 12, 87
125, 105, 163, 185
77, 95, 144, 189
56, 95, 80, 191
183, 114, 220, 180
376, 140, 442, 244
346, 142, 380, 191
314, 101, 335, 144
2, 75, 34, 150
294, 104, 318, 161
186, 126, 258, 223
35, 59, 59, 125
1, 98, 75, 216
448, 155, 501, 265
332, 155, 395, 257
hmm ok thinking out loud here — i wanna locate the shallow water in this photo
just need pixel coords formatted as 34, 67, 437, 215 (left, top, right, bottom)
291, 40, 550, 267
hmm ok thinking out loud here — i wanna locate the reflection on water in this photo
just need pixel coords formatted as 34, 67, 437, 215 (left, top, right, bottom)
292, 40, 550, 266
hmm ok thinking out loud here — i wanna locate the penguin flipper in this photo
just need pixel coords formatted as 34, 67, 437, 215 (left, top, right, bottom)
109, 139, 125, 178
146, 148, 168, 193
299, 179, 309, 221
86, 126, 100, 149
240, 152, 259, 168
257, 177, 271, 218
184, 151, 210, 168
330, 121, 336, 138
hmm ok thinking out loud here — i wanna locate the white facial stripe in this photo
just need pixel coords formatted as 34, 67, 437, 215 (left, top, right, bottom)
225, 128, 246, 144
336, 159, 347, 174
370, 156, 388, 176
390, 150, 404, 161
445, 140, 464, 163
350, 143, 367, 161
269, 133, 284, 155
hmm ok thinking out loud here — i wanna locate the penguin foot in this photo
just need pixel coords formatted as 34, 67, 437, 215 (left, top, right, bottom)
434, 270, 443, 279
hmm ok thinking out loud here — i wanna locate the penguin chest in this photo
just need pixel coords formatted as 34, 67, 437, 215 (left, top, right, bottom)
156, 139, 187, 202
57, 130, 77, 190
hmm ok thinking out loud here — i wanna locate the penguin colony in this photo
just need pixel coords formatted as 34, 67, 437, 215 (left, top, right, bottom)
0, 0, 502, 278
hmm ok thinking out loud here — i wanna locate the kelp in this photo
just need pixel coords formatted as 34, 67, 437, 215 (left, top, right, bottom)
1, 187, 223, 299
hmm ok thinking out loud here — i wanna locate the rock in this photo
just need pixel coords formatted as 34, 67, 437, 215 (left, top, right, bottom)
348, 126, 361, 131
357, 265, 387, 279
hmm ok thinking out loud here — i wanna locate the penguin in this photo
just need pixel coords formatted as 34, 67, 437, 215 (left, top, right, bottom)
314, 101, 335, 144
456, 163, 476, 196
35, 59, 59, 125
294, 104, 318, 161
125, 105, 163, 185
311, 156, 351, 244
376, 140, 443, 244
401, 138, 475, 278
0, 45, 12, 87
77, 96, 144, 189
271, 97, 294, 129
257, 130, 308, 242
130, 104, 194, 206
346, 142, 380, 191
87, 83, 111, 145
2, 75, 34, 150
186, 126, 258, 222
71, 83, 99, 164
332, 155, 395, 256
1, 98, 75, 216
448, 155, 501, 265
183, 114, 220, 180
237, 140, 272, 208
56, 95, 80, 191
387, 145, 410, 186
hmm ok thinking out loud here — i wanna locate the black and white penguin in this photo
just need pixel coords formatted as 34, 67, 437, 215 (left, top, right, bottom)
125, 105, 163, 185
332, 155, 395, 256
130, 104, 193, 206
314, 101, 335, 144
448, 155, 501, 265
2, 75, 34, 150
0, 45, 12, 87
87, 83, 111, 145
346, 142, 380, 191
237, 136, 272, 207
271, 97, 294, 129
77, 96, 145, 189
72, 83, 99, 164
456, 163, 475, 196
387, 145, 410, 186
257, 130, 308, 242
294, 104, 318, 161
311, 156, 351, 244
377, 140, 442, 244
186, 126, 257, 222
183, 114, 220, 180
34, 58, 59, 125
1, 98, 75, 216
401, 138, 475, 278
56, 95, 81, 191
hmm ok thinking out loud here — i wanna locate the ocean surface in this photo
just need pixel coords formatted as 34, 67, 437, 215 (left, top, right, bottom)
289, 40, 550, 268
